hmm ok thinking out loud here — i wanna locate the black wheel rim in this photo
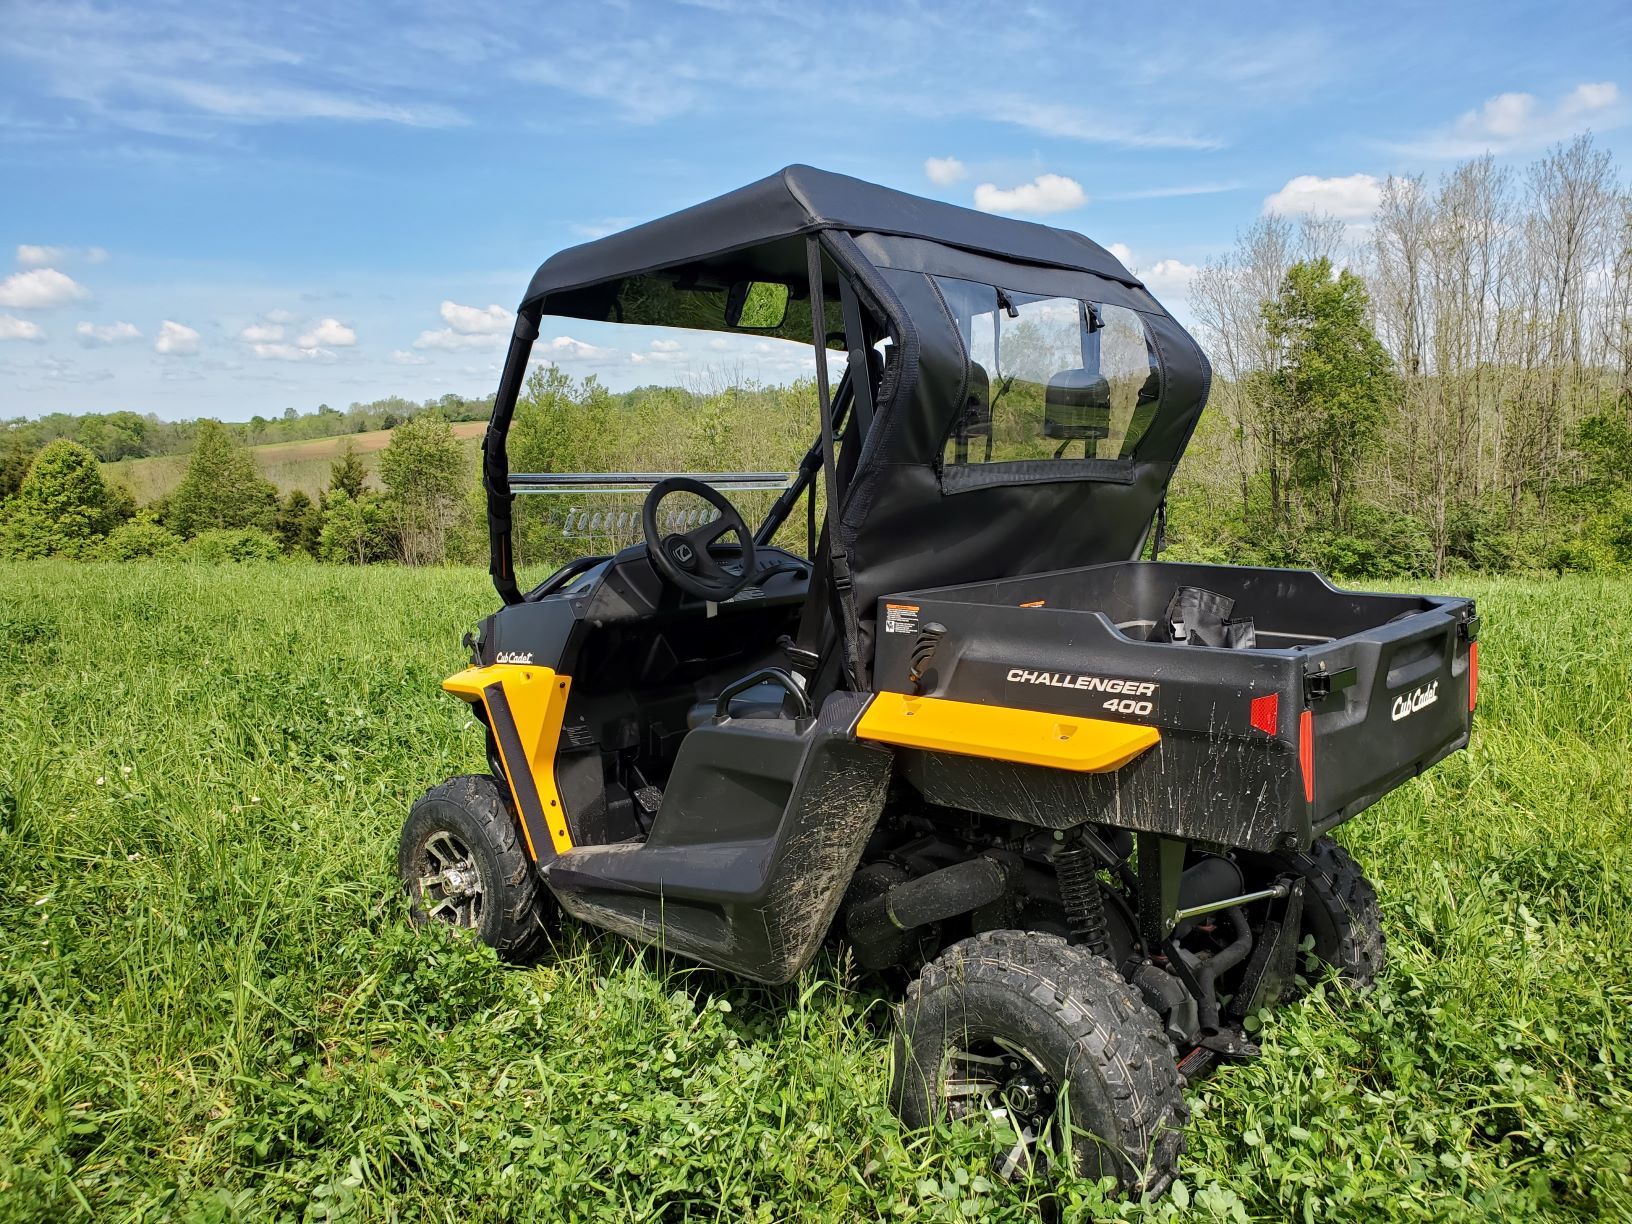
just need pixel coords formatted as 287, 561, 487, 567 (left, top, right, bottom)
416, 829, 485, 929
942, 1037, 1059, 1179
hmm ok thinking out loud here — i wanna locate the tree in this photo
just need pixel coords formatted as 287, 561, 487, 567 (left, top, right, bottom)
318, 490, 390, 564
328, 441, 368, 501
0, 440, 121, 558
1, 430, 38, 499
275, 489, 325, 557
1254, 259, 1396, 532
378, 415, 469, 565
166, 420, 278, 538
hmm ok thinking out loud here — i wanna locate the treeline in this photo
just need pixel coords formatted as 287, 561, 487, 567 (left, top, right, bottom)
1178, 134, 1632, 576
0, 369, 819, 570
0, 391, 488, 477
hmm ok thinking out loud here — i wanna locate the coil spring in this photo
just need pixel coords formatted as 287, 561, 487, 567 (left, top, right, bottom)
1057, 842, 1110, 956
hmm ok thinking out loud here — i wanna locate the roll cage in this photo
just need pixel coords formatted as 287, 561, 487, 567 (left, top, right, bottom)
483, 165, 1211, 689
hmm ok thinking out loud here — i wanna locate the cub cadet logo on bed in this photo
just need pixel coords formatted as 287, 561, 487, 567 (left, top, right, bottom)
1006, 669, 1160, 718
1391, 679, 1440, 722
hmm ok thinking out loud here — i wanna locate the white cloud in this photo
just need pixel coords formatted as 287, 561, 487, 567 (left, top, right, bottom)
153, 320, 201, 356
539, 335, 616, 363
17, 244, 107, 267
390, 349, 431, 365
1263, 173, 1383, 220
17, 245, 64, 268
0, 267, 90, 309
925, 156, 967, 186
297, 317, 356, 347
252, 342, 333, 362
440, 300, 513, 335
973, 173, 1088, 216
413, 327, 501, 351
239, 322, 284, 343
0, 315, 45, 342
264, 308, 297, 324
1397, 82, 1625, 157
1107, 242, 1135, 267
75, 320, 141, 346
1143, 258, 1201, 298
649, 338, 682, 352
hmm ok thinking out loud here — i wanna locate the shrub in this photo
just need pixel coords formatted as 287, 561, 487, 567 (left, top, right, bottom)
99, 518, 182, 560
182, 528, 285, 563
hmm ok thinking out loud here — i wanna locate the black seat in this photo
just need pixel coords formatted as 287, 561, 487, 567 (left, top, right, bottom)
685, 678, 798, 730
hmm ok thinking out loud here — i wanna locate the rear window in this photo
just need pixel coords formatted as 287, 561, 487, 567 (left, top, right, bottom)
934, 276, 1162, 470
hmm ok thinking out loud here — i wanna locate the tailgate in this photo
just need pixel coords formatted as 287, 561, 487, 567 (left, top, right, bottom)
1304, 598, 1477, 829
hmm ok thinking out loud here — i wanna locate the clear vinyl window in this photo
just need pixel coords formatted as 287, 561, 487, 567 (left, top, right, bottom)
936, 277, 1162, 469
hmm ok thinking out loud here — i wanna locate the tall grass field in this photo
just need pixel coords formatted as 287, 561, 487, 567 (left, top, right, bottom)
1, 562, 1628, 1221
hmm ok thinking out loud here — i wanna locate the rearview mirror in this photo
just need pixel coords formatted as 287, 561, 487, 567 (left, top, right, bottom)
725, 281, 790, 329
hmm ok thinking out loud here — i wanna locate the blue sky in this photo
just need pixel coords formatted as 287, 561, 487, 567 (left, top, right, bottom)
1, 0, 1628, 421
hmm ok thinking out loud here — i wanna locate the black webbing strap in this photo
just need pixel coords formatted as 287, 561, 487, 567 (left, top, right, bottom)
838, 281, 875, 439
804, 235, 865, 691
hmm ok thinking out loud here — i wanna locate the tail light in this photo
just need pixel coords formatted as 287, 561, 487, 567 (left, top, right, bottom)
1468, 642, 1479, 712
1298, 709, 1315, 803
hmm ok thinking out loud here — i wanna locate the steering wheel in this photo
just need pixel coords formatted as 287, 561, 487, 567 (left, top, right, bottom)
642, 476, 757, 602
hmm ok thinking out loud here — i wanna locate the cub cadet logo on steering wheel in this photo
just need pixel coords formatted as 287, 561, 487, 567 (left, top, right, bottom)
1391, 680, 1439, 721
671, 541, 695, 566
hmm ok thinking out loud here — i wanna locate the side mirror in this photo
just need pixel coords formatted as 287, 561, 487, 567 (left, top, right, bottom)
725, 281, 790, 329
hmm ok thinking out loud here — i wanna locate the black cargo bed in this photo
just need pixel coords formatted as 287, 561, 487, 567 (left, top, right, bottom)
870, 561, 1477, 852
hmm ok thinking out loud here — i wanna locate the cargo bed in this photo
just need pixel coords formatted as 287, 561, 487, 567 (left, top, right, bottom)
870, 561, 1478, 851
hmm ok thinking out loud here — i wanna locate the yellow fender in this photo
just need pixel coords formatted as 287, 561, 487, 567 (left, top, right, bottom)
443, 665, 574, 857
857, 692, 1159, 772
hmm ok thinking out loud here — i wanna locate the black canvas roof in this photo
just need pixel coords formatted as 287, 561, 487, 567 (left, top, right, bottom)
522, 165, 1143, 309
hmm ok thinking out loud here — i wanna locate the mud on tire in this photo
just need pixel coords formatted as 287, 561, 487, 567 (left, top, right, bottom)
399, 773, 556, 965
891, 930, 1188, 1197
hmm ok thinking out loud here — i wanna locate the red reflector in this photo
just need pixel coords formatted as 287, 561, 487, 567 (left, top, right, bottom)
1249, 693, 1279, 736
1298, 709, 1315, 804
1468, 642, 1479, 711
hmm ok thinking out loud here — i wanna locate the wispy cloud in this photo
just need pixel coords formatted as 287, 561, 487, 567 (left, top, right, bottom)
987, 97, 1223, 151
75, 320, 141, 346
1101, 182, 1244, 201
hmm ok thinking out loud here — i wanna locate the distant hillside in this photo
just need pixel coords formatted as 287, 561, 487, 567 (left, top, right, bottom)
103, 420, 486, 503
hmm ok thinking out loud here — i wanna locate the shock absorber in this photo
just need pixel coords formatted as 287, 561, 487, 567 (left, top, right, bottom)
1056, 837, 1111, 956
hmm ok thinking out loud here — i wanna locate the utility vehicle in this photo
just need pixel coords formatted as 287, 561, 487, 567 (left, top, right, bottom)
399, 167, 1478, 1193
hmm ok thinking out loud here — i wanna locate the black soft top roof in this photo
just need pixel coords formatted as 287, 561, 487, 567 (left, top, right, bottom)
523, 165, 1143, 308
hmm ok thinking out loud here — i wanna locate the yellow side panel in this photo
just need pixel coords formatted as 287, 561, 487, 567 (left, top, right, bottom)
856, 692, 1159, 772
442, 664, 574, 856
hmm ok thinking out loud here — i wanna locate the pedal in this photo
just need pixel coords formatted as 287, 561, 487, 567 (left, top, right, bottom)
634, 785, 663, 816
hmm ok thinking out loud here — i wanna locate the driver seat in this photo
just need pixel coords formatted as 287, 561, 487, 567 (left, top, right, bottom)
685, 672, 803, 730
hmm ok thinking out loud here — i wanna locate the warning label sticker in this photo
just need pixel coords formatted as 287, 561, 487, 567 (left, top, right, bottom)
884, 603, 920, 635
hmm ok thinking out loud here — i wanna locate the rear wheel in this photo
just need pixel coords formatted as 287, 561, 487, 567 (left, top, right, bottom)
1255, 836, 1385, 988
891, 930, 1188, 1196
399, 774, 555, 964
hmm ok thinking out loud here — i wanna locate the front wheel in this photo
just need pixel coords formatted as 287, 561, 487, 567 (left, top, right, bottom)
398, 774, 555, 964
891, 930, 1188, 1196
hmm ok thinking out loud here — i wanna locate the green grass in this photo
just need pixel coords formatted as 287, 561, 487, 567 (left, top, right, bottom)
1, 562, 1629, 1221
102, 423, 486, 502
